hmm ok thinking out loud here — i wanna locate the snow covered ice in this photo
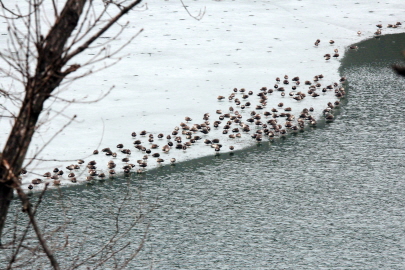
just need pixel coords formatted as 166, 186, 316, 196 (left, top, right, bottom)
0, 0, 403, 188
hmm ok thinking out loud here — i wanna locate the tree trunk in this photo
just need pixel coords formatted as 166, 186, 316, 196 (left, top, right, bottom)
0, 0, 87, 241
0, 184, 12, 245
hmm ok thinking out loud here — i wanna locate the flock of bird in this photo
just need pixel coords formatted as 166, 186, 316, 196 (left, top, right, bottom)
24, 22, 403, 190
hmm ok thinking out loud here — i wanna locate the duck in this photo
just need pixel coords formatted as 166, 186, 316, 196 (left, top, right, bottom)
89, 170, 98, 177
151, 144, 159, 149
88, 160, 97, 166
139, 162, 148, 168
162, 145, 170, 153
325, 113, 334, 120
32, 178, 42, 185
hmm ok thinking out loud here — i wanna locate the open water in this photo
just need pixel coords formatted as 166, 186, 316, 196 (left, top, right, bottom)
2, 33, 405, 269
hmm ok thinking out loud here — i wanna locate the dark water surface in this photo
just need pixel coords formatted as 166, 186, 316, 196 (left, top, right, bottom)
3, 33, 405, 269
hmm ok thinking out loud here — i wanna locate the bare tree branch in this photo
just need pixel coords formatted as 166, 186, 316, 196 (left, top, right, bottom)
6, 184, 49, 270
63, 1, 142, 64
1, 156, 59, 269
180, 0, 206, 21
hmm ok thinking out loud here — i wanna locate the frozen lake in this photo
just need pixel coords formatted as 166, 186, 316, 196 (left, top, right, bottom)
2, 32, 405, 269
1, 0, 404, 188
2, 1, 405, 269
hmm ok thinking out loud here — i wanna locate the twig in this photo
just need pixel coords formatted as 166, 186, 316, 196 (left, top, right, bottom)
179, 0, 206, 21
64, 0, 143, 64
23, 115, 77, 169
6, 184, 49, 269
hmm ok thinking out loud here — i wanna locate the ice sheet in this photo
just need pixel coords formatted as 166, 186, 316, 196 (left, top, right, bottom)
0, 0, 403, 189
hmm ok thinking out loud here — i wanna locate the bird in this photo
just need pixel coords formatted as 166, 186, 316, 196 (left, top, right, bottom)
32, 179, 42, 185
